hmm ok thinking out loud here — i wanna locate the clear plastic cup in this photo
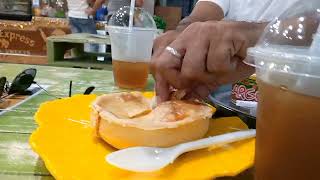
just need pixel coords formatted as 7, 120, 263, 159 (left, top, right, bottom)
108, 7, 156, 89
244, 1, 320, 179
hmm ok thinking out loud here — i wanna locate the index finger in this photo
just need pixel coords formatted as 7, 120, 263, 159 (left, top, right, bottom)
155, 73, 170, 103
157, 45, 190, 89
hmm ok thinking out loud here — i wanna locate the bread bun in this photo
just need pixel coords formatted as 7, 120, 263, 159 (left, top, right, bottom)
91, 92, 214, 149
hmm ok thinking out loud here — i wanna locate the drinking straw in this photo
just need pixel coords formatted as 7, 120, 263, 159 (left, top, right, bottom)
129, 0, 136, 30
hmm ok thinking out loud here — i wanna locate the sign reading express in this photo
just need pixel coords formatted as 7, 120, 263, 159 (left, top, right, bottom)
0, 30, 35, 47
0, 28, 68, 56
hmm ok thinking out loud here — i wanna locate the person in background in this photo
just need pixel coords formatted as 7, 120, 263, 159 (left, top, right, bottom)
67, 0, 104, 34
151, 0, 300, 103
66, 0, 105, 52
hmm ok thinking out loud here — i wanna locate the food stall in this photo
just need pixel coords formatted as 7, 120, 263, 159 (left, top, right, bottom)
0, 0, 109, 65
0, 0, 69, 64
0, 0, 174, 66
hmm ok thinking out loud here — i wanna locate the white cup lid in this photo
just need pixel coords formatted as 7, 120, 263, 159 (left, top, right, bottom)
244, 0, 320, 79
108, 6, 156, 30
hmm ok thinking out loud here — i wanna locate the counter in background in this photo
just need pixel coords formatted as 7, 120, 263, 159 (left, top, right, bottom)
0, 16, 106, 65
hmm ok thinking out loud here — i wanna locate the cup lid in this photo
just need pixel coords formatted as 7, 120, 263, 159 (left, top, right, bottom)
245, 0, 320, 78
108, 6, 156, 30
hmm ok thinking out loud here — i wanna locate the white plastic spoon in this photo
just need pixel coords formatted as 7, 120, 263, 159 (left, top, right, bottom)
106, 129, 256, 172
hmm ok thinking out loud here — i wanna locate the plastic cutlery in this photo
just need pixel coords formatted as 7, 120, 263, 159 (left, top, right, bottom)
106, 129, 256, 172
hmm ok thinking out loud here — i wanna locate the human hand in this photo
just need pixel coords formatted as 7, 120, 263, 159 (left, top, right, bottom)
153, 30, 180, 57
151, 21, 266, 103
85, 7, 96, 16
151, 30, 181, 103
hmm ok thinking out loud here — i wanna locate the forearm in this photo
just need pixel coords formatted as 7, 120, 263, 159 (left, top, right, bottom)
176, 1, 224, 32
221, 21, 268, 59
92, 0, 106, 12
237, 21, 268, 47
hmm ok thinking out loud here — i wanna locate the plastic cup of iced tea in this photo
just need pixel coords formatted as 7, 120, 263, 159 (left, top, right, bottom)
108, 7, 156, 89
245, 2, 320, 178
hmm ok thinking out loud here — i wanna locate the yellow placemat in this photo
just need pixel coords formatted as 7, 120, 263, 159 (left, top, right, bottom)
29, 94, 255, 180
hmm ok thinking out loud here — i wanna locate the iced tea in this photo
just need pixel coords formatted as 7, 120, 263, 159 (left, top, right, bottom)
112, 60, 149, 89
255, 79, 320, 180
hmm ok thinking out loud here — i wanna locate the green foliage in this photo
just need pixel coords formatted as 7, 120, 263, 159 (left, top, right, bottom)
55, 10, 66, 18
153, 15, 166, 30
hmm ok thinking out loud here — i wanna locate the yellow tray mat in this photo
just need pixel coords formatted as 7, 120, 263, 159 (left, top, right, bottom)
30, 94, 255, 180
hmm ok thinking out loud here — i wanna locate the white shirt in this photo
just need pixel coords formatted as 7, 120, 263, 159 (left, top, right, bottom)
199, 0, 300, 22
67, 0, 89, 19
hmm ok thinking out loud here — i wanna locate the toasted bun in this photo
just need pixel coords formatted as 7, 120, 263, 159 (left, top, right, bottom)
91, 92, 213, 149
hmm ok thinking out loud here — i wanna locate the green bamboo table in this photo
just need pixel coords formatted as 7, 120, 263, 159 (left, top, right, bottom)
0, 63, 252, 180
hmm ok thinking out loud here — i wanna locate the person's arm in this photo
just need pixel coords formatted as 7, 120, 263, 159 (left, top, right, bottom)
86, 0, 106, 16
93, 0, 106, 12
176, 1, 225, 31
152, 1, 224, 57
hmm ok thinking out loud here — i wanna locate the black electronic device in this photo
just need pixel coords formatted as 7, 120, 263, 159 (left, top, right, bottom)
0, 0, 33, 21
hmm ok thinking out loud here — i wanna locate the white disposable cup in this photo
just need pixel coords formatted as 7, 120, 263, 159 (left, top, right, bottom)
108, 26, 156, 63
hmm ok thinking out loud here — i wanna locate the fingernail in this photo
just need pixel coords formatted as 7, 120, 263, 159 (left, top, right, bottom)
151, 96, 157, 109
156, 96, 161, 104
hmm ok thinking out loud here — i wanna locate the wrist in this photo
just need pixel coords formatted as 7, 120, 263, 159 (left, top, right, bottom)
207, 21, 267, 60
232, 21, 267, 47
